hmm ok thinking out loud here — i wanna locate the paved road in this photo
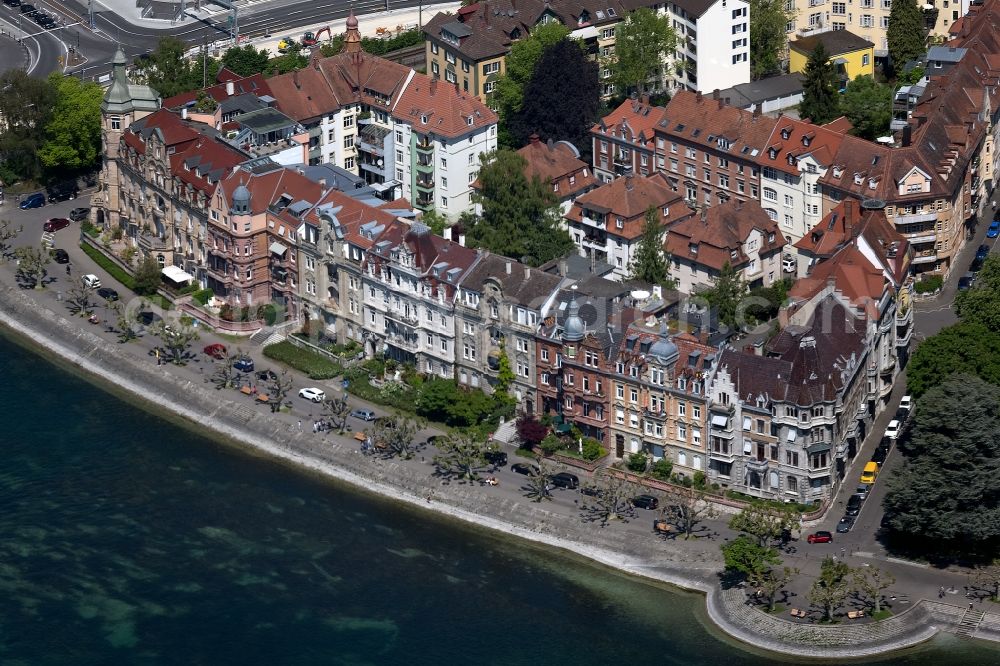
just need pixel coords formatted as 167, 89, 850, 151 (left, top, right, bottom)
0, 4, 68, 77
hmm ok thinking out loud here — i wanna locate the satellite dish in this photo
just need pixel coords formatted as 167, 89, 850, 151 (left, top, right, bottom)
377, 159, 384, 167
630, 290, 651, 301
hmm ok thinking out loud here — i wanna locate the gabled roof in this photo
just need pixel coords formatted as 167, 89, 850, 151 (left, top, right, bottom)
517, 135, 593, 188
665, 199, 786, 272
657, 90, 776, 160
794, 199, 867, 257
592, 97, 665, 149
395, 74, 497, 138
757, 115, 847, 175
161, 71, 272, 110
790, 30, 874, 57
569, 172, 681, 219
459, 252, 564, 309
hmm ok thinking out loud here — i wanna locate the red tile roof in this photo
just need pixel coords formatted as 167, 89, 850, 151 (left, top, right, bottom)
517, 135, 595, 196
757, 115, 847, 176
395, 74, 497, 139
161, 72, 272, 110
657, 91, 777, 158
592, 98, 665, 150
665, 199, 786, 272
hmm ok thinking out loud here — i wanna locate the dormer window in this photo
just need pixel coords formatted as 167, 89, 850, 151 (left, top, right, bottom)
780, 128, 791, 140
421, 114, 428, 124
854, 173, 863, 185
833, 166, 844, 178
787, 153, 796, 166
868, 178, 877, 190
802, 135, 812, 147
689, 243, 699, 254
768, 147, 778, 159
467, 116, 474, 126
768, 232, 775, 243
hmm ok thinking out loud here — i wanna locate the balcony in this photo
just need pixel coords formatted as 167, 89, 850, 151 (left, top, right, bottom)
205, 264, 231, 283
387, 334, 419, 351
579, 215, 606, 230
415, 139, 434, 152
911, 253, 938, 265
416, 156, 434, 170
745, 458, 769, 473
581, 234, 606, 248
907, 233, 936, 245
894, 211, 937, 225
385, 307, 419, 327
415, 177, 435, 191
709, 449, 735, 463
416, 193, 434, 207
138, 232, 169, 252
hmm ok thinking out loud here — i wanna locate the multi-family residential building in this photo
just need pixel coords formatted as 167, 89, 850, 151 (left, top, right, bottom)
789, 31, 875, 90
516, 134, 598, 214
756, 115, 847, 244
361, 223, 481, 377
786, 0, 892, 58
662, 0, 751, 93
608, 318, 716, 477
591, 96, 664, 182
454, 254, 564, 410
653, 90, 777, 207
263, 13, 498, 217
710, 297, 869, 503
565, 171, 690, 280
664, 198, 787, 293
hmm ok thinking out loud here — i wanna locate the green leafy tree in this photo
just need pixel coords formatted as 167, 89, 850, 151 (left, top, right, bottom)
468, 150, 574, 266
629, 206, 673, 287
808, 556, 853, 621
264, 369, 293, 413
853, 566, 895, 614
758, 566, 798, 612
419, 209, 448, 236
887, 0, 927, 73
221, 45, 271, 76
509, 38, 600, 158
750, 0, 793, 80
155, 318, 200, 366
13, 246, 50, 288
37, 74, 104, 175
722, 535, 780, 580
0, 219, 24, 260
267, 44, 309, 75
494, 22, 571, 147
840, 75, 893, 141
0, 69, 56, 182
799, 43, 841, 125
433, 433, 491, 482
906, 321, 1000, 397
133, 37, 198, 98
698, 261, 747, 331
729, 503, 799, 548
663, 485, 716, 540
627, 452, 649, 473
973, 560, 1000, 601
493, 346, 516, 412
320, 395, 352, 434
956, 255, 1000, 330
650, 458, 673, 481
371, 413, 423, 459
884, 374, 1000, 546
609, 8, 677, 95
134, 256, 163, 296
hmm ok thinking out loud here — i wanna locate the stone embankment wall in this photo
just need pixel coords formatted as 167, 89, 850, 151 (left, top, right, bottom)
0, 281, 988, 659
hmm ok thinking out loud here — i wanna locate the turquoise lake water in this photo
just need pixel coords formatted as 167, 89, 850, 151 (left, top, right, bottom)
1, 330, 998, 665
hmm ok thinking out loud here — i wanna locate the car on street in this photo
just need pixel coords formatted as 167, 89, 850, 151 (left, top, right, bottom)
971, 244, 991, 271
49, 248, 69, 264
989, 220, 1000, 238
233, 356, 254, 372
350, 408, 376, 421
69, 207, 90, 222
3, 0, 23, 8
484, 450, 508, 467
807, 530, 833, 544
202, 343, 227, 360
45, 181, 78, 202
256, 369, 278, 382
898, 395, 912, 412
42, 217, 70, 232
19, 3, 36, 13
631, 494, 659, 510
836, 516, 856, 533
958, 273, 977, 290
872, 446, 888, 465
97, 287, 119, 301
884, 419, 901, 440
580, 485, 601, 497
298, 387, 326, 402
82, 274, 101, 289
855, 484, 871, 501
511, 462, 539, 476
550, 472, 580, 489
845, 494, 864, 516
860, 461, 880, 485
18, 192, 44, 209
782, 255, 796, 273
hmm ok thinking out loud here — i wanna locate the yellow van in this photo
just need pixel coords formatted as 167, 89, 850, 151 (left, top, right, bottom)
860, 461, 879, 485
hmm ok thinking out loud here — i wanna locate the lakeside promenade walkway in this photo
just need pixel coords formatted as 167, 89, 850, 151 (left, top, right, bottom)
1, 225, 999, 657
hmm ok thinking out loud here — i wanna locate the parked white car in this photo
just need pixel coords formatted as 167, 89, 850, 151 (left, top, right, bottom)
298, 387, 326, 403
885, 419, 901, 440
82, 274, 101, 289
898, 395, 912, 412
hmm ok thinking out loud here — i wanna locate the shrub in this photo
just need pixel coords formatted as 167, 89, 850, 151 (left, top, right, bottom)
650, 458, 673, 481
80, 242, 135, 290
516, 413, 548, 449
581, 438, 604, 461
914, 274, 943, 294
540, 433, 565, 455
263, 340, 342, 379
626, 452, 649, 473
192, 288, 214, 305
693, 470, 707, 490
81, 221, 99, 238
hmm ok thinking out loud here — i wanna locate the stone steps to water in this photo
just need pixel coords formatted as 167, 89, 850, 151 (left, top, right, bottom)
956, 609, 985, 637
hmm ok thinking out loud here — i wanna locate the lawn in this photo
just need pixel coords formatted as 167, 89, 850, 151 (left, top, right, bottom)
263, 340, 342, 380
80, 242, 170, 309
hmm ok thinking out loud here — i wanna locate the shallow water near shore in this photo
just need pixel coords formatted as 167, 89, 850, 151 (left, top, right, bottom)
1, 332, 998, 665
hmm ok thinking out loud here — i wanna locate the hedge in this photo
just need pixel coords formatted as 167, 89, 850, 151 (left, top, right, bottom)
263, 340, 342, 380
80, 242, 135, 290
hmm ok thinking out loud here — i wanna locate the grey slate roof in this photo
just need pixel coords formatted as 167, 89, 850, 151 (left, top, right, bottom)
717, 73, 805, 108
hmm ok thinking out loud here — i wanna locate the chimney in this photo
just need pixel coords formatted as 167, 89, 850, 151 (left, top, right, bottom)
640, 93, 650, 106
547, 137, 554, 150
558, 259, 568, 277
712, 88, 720, 100
902, 124, 912, 147
430, 77, 437, 94
696, 90, 703, 102
458, 233, 466, 247
753, 105, 761, 119
443, 226, 452, 240
529, 133, 540, 145
181, 107, 188, 119
505, 261, 512, 275
293, 71, 300, 89
226, 80, 234, 96
318, 178, 327, 188
718, 97, 724, 110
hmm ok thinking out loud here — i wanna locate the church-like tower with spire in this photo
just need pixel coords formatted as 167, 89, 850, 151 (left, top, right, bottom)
95, 48, 159, 231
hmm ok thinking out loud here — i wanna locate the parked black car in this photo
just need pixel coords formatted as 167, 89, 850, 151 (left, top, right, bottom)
49, 248, 69, 264
845, 494, 863, 516
549, 472, 579, 489
45, 181, 79, 202
484, 450, 508, 467
971, 244, 991, 272
3, 0, 23, 8
97, 287, 119, 302
631, 494, 659, 510
836, 515, 856, 533
511, 462, 539, 476
19, 3, 36, 13
256, 369, 278, 382
872, 446, 888, 465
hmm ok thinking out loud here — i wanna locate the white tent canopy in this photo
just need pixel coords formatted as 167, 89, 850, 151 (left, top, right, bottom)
162, 265, 194, 284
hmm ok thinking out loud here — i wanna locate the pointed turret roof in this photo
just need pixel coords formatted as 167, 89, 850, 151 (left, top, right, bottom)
343, 10, 362, 54
102, 47, 160, 114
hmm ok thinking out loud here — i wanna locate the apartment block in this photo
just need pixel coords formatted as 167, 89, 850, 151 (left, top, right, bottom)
663, 0, 751, 93
591, 96, 664, 182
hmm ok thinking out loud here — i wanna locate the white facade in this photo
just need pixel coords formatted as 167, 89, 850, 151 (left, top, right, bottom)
760, 156, 826, 247
666, 0, 751, 94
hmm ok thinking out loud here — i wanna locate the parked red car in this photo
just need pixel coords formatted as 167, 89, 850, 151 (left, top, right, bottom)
43, 217, 70, 232
807, 531, 833, 544
203, 343, 228, 360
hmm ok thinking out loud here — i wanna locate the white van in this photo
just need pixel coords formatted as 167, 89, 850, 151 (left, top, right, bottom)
82, 274, 102, 289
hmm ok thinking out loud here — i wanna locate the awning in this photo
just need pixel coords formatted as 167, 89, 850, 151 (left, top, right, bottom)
161, 265, 194, 283
743, 440, 753, 455
269, 241, 288, 256
786, 428, 797, 442
807, 442, 832, 454
571, 25, 599, 40
711, 414, 729, 427
833, 57, 849, 65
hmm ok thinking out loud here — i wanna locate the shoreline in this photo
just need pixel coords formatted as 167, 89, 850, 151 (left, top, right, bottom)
0, 282, 981, 659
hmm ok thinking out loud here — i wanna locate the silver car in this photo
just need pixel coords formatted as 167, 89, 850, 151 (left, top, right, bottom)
350, 408, 376, 421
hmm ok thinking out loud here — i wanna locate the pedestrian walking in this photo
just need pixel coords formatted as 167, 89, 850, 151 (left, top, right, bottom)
297, 420, 302, 431
66, 263, 71, 276
939, 586, 945, 599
